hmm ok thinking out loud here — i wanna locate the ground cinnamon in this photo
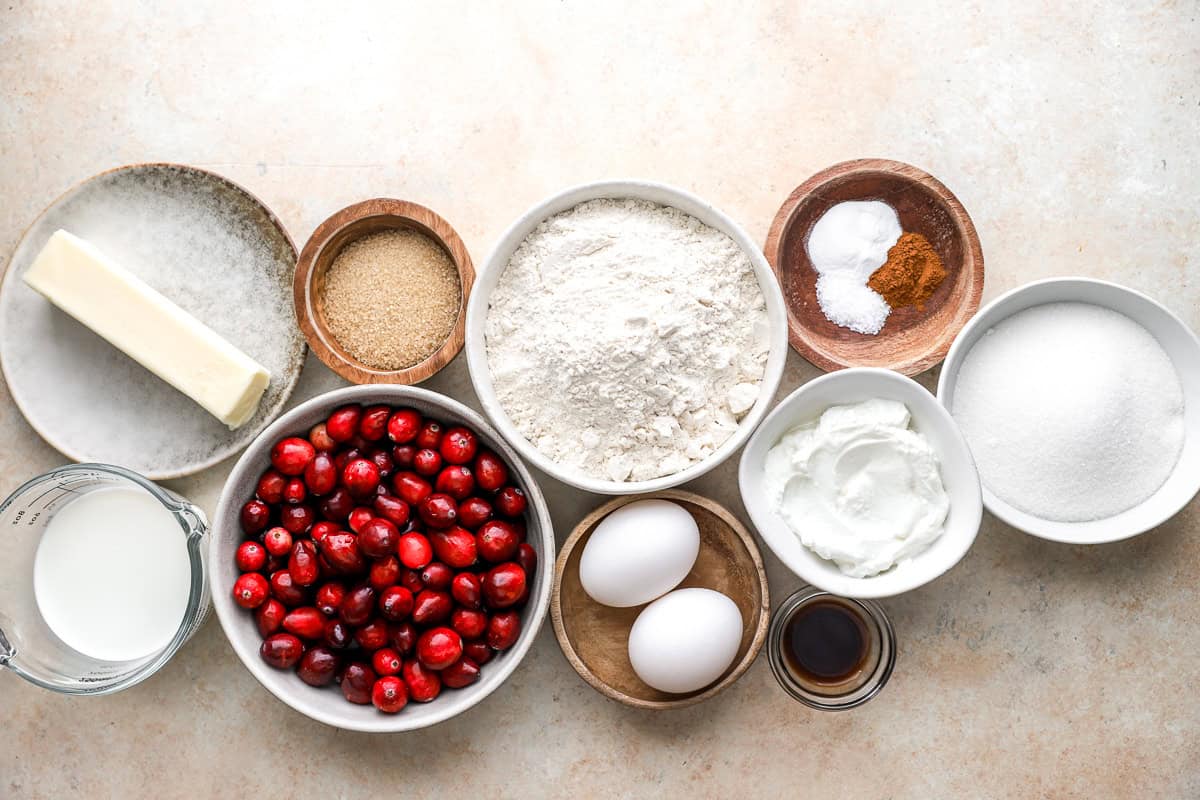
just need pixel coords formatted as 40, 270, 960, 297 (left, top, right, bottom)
868, 232, 946, 311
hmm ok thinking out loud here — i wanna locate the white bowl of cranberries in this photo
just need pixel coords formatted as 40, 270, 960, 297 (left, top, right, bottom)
211, 385, 553, 732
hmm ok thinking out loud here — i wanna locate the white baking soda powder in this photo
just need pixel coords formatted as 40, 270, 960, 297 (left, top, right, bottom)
951, 302, 1185, 522
34, 486, 192, 661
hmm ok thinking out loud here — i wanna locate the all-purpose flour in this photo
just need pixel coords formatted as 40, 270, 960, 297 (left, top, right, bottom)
486, 198, 769, 482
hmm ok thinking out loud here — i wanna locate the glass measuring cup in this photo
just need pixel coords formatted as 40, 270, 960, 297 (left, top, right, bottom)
0, 464, 209, 695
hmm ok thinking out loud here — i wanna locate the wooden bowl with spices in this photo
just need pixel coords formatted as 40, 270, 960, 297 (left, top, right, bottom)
764, 159, 984, 376
294, 198, 475, 384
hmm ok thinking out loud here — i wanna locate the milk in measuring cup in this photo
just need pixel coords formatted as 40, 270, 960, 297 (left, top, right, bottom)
33, 486, 191, 661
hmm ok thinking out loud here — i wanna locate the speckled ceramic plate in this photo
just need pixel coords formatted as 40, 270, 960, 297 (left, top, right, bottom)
0, 164, 305, 479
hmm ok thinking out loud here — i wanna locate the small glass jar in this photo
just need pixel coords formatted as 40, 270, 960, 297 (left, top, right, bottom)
0, 464, 209, 695
768, 585, 895, 710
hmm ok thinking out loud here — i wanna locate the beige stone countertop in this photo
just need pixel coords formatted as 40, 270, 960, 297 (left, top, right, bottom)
2, 2, 1198, 797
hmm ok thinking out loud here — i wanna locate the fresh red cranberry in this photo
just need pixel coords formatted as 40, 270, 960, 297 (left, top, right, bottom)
371, 675, 408, 713
255, 470, 286, 504
341, 663, 376, 705
419, 562, 454, 590
399, 568, 424, 594
372, 647, 403, 676
348, 507, 374, 533
439, 427, 478, 465
271, 437, 316, 476
310, 521, 340, 546
414, 420, 443, 450
323, 619, 352, 649
279, 504, 315, 535
457, 496, 493, 529
240, 500, 271, 535
441, 656, 481, 689
510, 518, 528, 542
332, 447, 360, 473
233, 572, 269, 609
386, 408, 422, 443
487, 610, 521, 650
392, 444, 417, 469
326, 405, 362, 443
416, 627, 463, 670
474, 450, 509, 492
515, 542, 538, 577
270, 569, 308, 606
411, 589, 452, 625
435, 465, 474, 499
355, 619, 390, 651
288, 540, 320, 586
255, 598, 285, 636
297, 646, 339, 687
451, 573, 482, 609
339, 585, 376, 626
451, 608, 488, 640
418, 493, 457, 528
397, 531, 433, 569
318, 532, 365, 575
463, 640, 493, 665
260, 633, 304, 669
343, 458, 381, 498
266, 554, 286, 574
315, 582, 346, 616
369, 448, 395, 478
378, 585, 414, 621
283, 606, 325, 639
369, 555, 401, 591
482, 563, 526, 608
402, 659, 441, 703
359, 405, 391, 441
319, 487, 354, 521
282, 478, 306, 505
390, 622, 417, 655
477, 520, 519, 563
303, 452, 337, 496
359, 518, 400, 559
495, 486, 527, 518
372, 494, 410, 528
236, 541, 267, 572
431, 527, 476, 568
263, 527, 292, 557
393, 472, 432, 505
309, 422, 336, 452
413, 448, 442, 476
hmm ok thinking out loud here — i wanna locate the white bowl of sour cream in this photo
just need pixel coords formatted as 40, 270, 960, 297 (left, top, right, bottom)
739, 368, 982, 598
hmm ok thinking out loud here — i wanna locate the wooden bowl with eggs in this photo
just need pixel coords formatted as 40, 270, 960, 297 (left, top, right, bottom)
550, 490, 769, 710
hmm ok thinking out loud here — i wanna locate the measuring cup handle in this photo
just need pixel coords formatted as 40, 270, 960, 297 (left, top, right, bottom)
0, 624, 14, 666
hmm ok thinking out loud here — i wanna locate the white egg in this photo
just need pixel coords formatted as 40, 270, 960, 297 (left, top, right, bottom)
627, 588, 744, 694
579, 499, 700, 608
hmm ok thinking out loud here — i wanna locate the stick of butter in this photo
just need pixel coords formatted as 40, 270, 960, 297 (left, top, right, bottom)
24, 230, 270, 429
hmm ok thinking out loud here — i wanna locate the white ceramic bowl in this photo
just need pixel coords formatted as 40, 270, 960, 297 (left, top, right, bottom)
936, 277, 1200, 544
465, 180, 788, 495
739, 368, 982, 598
210, 385, 554, 732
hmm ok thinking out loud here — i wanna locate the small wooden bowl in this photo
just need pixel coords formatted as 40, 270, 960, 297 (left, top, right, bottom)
764, 159, 984, 376
294, 198, 475, 384
551, 490, 770, 710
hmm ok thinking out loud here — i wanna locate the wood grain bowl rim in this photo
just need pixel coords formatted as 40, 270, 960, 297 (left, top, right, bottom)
294, 198, 475, 385
550, 489, 771, 710
763, 158, 985, 376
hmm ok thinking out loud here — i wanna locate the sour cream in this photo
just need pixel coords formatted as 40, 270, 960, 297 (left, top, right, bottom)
763, 398, 949, 578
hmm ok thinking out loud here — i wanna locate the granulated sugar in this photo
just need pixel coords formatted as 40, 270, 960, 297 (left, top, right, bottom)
321, 229, 461, 371
951, 302, 1184, 522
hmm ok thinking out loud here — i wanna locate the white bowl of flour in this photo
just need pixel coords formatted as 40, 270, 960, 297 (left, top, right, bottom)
466, 181, 787, 494
937, 277, 1200, 544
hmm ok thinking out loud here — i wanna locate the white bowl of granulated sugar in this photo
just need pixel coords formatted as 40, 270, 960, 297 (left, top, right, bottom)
937, 277, 1200, 544
465, 180, 788, 495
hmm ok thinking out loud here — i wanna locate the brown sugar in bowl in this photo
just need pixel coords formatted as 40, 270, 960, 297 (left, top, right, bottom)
551, 490, 770, 710
294, 198, 475, 384
764, 159, 984, 376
